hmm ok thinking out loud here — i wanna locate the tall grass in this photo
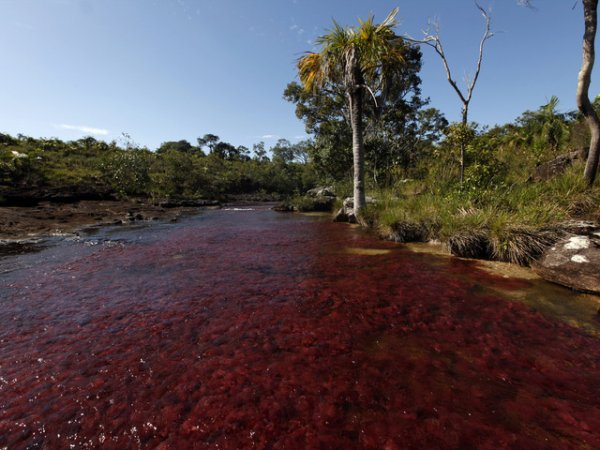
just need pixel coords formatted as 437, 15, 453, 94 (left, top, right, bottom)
365, 164, 599, 265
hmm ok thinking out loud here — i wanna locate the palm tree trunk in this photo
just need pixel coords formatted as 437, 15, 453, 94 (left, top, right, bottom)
346, 46, 366, 216
578, 0, 600, 186
350, 88, 366, 215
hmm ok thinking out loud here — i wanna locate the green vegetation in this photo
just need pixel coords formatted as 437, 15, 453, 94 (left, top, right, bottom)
0, 132, 316, 202
345, 98, 600, 265
296, 8, 409, 215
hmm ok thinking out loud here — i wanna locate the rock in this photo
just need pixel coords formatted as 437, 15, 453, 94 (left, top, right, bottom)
306, 186, 336, 198
557, 220, 600, 235
334, 198, 354, 223
333, 197, 376, 224
158, 199, 220, 208
532, 234, 600, 294
528, 149, 585, 182
333, 207, 355, 223
300, 187, 337, 211
275, 187, 337, 213
302, 196, 335, 212
272, 203, 295, 212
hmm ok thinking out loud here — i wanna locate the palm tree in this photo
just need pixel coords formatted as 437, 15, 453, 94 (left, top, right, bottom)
515, 96, 570, 157
297, 8, 406, 216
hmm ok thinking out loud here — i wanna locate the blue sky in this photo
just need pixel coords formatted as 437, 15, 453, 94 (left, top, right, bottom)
0, 0, 596, 151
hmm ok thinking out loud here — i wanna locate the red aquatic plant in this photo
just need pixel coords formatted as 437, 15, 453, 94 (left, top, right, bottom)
0, 208, 599, 448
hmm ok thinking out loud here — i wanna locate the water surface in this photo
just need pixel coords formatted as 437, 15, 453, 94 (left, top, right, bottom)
1, 206, 599, 448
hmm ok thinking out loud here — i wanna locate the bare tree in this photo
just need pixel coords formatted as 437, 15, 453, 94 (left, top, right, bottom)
520, 0, 600, 186
578, 0, 600, 185
409, 2, 493, 184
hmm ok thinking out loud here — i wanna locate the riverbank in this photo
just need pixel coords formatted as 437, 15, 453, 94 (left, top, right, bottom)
365, 208, 600, 294
281, 183, 600, 294
0, 199, 220, 241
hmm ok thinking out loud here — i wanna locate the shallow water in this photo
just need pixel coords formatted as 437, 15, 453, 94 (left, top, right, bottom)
1, 206, 599, 448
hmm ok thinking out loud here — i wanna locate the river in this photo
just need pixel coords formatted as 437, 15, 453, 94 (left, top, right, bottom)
1, 205, 599, 448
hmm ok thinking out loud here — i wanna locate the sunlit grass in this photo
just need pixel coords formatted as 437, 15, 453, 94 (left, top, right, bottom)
365, 164, 600, 265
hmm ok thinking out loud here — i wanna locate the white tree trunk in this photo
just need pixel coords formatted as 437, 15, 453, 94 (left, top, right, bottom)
350, 88, 366, 215
579, 0, 600, 186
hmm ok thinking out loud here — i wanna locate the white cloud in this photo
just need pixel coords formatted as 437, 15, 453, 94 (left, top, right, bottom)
290, 24, 304, 36
58, 124, 109, 136
261, 134, 280, 140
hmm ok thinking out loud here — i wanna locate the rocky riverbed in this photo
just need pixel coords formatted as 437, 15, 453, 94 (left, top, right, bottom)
0, 199, 220, 241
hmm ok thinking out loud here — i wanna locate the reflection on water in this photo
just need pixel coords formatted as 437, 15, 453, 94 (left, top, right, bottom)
345, 247, 392, 256
408, 242, 600, 337
491, 278, 600, 337
1, 205, 599, 448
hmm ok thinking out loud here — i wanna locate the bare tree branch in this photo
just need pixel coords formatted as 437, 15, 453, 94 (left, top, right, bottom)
405, 2, 492, 118
467, 3, 494, 103
405, 1, 494, 184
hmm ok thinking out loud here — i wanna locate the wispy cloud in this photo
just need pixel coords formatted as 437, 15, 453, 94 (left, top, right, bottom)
261, 134, 280, 140
58, 124, 109, 136
290, 24, 304, 36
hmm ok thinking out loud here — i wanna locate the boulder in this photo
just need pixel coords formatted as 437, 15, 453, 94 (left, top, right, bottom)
273, 187, 337, 213
532, 231, 600, 294
528, 149, 586, 182
333, 197, 376, 224
272, 203, 295, 212
306, 186, 336, 198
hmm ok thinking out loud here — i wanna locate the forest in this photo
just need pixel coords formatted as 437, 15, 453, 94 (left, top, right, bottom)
0, 132, 315, 202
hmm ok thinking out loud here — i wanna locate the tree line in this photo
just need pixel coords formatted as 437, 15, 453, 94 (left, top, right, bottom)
0, 132, 316, 201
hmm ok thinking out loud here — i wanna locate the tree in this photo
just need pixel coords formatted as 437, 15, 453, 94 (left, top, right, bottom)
578, 0, 600, 185
291, 140, 311, 164
156, 140, 203, 155
297, 8, 407, 216
212, 141, 239, 160
197, 134, 220, 154
284, 81, 353, 181
520, 0, 600, 185
285, 43, 430, 185
271, 138, 294, 165
252, 141, 269, 162
237, 145, 250, 161
411, 2, 493, 185
515, 96, 570, 159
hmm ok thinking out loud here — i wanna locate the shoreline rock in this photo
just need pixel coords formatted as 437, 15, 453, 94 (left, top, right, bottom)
273, 186, 337, 213
531, 222, 600, 294
334, 197, 377, 224
0, 198, 221, 242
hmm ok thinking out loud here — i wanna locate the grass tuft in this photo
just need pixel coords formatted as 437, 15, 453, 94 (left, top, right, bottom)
366, 164, 599, 266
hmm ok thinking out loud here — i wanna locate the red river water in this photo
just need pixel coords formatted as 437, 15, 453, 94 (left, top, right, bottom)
1, 206, 599, 449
